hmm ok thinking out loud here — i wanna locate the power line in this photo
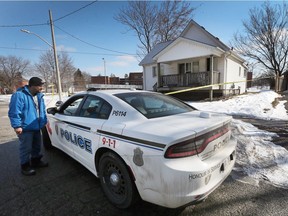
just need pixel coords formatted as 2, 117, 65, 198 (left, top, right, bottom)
0, 23, 48, 28
0, 1, 98, 28
54, 1, 98, 22
54, 25, 137, 56
0, 46, 134, 57
0, 46, 50, 52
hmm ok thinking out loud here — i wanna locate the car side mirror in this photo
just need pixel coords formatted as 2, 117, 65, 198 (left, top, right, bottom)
55, 101, 63, 107
47, 107, 58, 115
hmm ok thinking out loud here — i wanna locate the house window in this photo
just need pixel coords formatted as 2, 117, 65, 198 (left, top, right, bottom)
180, 62, 198, 74
239, 67, 241, 76
152, 66, 157, 77
192, 61, 199, 72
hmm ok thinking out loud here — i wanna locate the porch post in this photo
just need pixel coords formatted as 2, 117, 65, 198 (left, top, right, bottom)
157, 63, 161, 89
210, 55, 214, 101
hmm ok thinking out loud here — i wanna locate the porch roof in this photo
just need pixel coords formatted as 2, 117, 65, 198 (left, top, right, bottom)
139, 40, 173, 66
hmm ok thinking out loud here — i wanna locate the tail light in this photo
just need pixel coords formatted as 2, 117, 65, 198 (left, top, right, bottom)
164, 124, 230, 158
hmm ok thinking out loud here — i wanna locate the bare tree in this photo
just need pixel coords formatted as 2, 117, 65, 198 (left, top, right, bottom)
34, 50, 76, 93
115, 1, 158, 56
0, 56, 30, 92
232, 1, 288, 92
115, 1, 194, 56
34, 50, 55, 92
58, 52, 76, 92
155, 1, 194, 44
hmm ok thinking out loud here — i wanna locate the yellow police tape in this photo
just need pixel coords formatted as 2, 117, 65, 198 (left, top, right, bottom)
164, 80, 247, 95
164, 76, 274, 95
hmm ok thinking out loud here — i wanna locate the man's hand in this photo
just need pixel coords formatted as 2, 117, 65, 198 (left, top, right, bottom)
14, 127, 22, 135
46, 122, 52, 135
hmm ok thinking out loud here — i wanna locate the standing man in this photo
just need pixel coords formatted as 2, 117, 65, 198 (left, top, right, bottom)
8, 77, 48, 176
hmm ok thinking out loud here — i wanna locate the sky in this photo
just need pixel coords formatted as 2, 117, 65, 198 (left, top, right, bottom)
1, 88, 288, 189
0, 1, 281, 78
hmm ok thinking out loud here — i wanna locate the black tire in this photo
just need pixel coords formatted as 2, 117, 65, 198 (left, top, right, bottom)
99, 152, 139, 209
41, 127, 53, 150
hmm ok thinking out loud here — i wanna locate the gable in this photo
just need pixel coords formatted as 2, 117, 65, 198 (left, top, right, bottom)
155, 37, 224, 63
181, 20, 230, 51
182, 26, 219, 47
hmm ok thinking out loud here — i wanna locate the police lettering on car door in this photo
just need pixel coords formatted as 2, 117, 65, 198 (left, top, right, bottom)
60, 128, 92, 154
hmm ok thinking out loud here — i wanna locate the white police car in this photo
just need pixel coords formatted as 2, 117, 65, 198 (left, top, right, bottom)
43, 89, 237, 209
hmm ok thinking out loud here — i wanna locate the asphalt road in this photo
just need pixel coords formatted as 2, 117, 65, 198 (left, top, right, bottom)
1, 101, 288, 216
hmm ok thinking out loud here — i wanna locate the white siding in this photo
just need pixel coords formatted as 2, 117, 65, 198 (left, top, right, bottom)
163, 63, 176, 75
199, 58, 206, 72
143, 65, 158, 91
157, 40, 221, 63
217, 56, 225, 83
226, 58, 246, 94
183, 26, 220, 47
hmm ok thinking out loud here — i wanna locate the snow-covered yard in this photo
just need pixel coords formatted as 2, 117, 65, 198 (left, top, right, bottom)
189, 90, 288, 189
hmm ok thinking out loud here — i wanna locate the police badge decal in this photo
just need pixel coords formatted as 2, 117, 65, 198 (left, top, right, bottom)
133, 147, 144, 166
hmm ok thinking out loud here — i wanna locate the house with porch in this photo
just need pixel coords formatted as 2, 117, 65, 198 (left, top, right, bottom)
139, 20, 248, 99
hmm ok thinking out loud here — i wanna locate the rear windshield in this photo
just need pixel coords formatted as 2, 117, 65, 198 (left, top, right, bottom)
115, 92, 196, 119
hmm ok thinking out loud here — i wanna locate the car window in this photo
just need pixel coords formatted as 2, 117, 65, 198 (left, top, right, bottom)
115, 92, 195, 119
79, 95, 112, 119
62, 97, 84, 116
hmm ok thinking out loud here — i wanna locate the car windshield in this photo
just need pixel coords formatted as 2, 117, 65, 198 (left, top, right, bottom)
115, 92, 196, 119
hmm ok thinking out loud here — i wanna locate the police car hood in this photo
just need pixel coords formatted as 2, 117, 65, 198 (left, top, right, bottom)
122, 110, 232, 146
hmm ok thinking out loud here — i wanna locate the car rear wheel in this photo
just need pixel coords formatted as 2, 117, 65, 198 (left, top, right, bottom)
99, 152, 138, 209
41, 127, 52, 150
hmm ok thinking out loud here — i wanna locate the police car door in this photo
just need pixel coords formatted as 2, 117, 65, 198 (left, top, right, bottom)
68, 95, 112, 172
52, 95, 86, 158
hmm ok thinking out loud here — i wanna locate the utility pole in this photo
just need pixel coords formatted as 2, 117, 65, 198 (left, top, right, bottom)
102, 58, 107, 88
49, 10, 62, 101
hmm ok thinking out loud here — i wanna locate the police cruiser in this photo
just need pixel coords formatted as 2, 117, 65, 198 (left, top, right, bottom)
43, 89, 237, 209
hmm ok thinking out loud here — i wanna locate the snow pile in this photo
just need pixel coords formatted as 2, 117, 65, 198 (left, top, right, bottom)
189, 90, 288, 188
232, 120, 288, 188
189, 90, 288, 120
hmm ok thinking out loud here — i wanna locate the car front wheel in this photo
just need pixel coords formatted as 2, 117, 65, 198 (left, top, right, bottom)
99, 152, 138, 209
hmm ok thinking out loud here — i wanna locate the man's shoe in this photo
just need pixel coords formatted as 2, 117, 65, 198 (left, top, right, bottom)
34, 160, 48, 168
21, 163, 36, 176
31, 156, 48, 168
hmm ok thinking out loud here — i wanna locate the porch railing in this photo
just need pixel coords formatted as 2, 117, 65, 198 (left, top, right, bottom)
160, 71, 220, 88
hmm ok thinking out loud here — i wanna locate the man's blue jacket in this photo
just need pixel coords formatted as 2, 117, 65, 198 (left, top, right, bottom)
8, 85, 48, 131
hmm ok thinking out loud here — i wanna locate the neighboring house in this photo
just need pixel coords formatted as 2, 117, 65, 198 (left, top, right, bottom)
91, 72, 143, 86
91, 76, 110, 84
139, 20, 248, 98
89, 72, 143, 90
128, 72, 143, 85
119, 72, 143, 85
